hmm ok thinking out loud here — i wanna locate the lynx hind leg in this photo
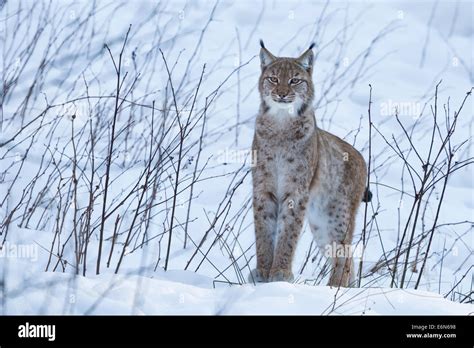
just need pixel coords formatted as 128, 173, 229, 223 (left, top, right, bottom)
308, 197, 356, 288
328, 251, 355, 287
327, 213, 356, 288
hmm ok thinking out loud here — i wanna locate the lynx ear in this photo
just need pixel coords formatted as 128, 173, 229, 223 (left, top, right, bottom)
296, 43, 315, 72
259, 40, 276, 69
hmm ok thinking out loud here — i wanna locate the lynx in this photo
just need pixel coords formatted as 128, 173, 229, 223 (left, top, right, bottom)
249, 41, 369, 287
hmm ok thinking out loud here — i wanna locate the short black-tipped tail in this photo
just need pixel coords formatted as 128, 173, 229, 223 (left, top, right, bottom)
362, 187, 372, 203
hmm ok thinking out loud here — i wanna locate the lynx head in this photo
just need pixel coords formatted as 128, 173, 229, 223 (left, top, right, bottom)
258, 40, 315, 116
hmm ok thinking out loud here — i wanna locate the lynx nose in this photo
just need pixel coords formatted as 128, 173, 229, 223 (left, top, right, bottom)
277, 93, 287, 99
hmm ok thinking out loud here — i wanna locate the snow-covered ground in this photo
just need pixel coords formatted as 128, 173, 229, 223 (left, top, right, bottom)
0, 0, 472, 315
4, 258, 472, 315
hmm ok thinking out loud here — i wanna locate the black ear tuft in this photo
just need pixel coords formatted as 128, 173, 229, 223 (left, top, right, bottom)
308, 42, 315, 50
259, 39, 265, 49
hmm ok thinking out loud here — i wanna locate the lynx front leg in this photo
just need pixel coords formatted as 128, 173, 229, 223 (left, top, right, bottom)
269, 194, 309, 282
250, 192, 278, 283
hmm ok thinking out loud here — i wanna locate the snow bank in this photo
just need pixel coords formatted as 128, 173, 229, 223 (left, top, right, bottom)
4, 260, 472, 315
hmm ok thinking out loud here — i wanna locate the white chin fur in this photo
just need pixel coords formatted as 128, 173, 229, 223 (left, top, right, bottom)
264, 96, 302, 117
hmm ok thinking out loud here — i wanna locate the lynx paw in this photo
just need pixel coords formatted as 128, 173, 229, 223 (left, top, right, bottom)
248, 268, 268, 283
268, 269, 294, 282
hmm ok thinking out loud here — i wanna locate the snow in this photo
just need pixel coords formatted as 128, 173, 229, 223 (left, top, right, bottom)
1, 0, 473, 315
4, 258, 472, 315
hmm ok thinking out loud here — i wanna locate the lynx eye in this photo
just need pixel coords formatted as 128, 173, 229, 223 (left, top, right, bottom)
267, 76, 279, 84
289, 78, 302, 85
